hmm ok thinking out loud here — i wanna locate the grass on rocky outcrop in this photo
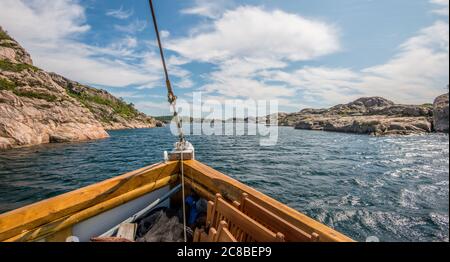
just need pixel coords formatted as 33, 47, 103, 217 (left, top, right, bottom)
67, 89, 140, 119
0, 29, 17, 50
0, 30, 12, 41
1, 77, 57, 102
0, 78, 16, 91
0, 59, 39, 73
0, 41, 16, 48
12, 89, 58, 102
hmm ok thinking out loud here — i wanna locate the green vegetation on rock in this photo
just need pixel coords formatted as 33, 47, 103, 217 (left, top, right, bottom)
0, 78, 16, 91
12, 89, 58, 102
0, 30, 12, 41
67, 89, 140, 120
1, 77, 57, 102
0, 29, 16, 48
0, 60, 39, 72
0, 41, 16, 48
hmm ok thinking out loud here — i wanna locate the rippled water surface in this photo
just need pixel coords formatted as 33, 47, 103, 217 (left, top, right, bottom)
0, 125, 448, 242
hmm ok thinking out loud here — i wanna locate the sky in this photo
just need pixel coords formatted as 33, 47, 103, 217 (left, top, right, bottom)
0, 0, 448, 117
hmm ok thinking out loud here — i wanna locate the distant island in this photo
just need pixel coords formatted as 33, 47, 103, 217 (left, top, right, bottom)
1, 26, 163, 150
158, 95, 449, 136
267, 95, 449, 136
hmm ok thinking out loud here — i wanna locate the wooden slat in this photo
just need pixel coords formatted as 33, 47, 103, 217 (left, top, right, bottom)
193, 228, 202, 242
240, 193, 312, 242
199, 231, 209, 242
117, 223, 136, 242
216, 221, 237, 243
210, 194, 284, 242
90, 237, 133, 242
206, 201, 215, 227
183, 160, 354, 242
207, 228, 217, 242
168, 152, 194, 161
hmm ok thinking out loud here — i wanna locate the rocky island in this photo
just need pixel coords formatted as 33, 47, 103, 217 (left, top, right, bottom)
273, 96, 449, 136
1, 27, 162, 150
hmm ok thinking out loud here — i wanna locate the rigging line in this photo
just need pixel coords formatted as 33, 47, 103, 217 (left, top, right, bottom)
148, 0, 188, 243
181, 151, 187, 242
148, 0, 185, 143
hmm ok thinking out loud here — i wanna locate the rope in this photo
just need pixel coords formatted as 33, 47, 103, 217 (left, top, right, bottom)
148, 0, 185, 143
148, 0, 188, 242
180, 151, 187, 242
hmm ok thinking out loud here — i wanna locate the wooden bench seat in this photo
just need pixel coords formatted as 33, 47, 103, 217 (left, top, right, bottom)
194, 221, 237, 242
205, 194, 285, 242
236, 193, 320, 242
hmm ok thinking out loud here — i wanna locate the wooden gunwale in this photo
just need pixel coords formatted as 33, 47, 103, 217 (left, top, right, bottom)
4, 175, 178, 242
0, 162, 179, 241
182, 160, 354, 242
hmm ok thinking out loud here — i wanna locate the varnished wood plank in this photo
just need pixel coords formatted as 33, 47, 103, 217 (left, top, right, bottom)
0, 161, 178, 241
193, 228, 202, 242
208, 228, 217, 242
199, 231, 209, 242
90, 237, 133, 242
206, 201, 215, 227
3, 174, 177, 242
241, 194, 312, 242
211, 194, 284, 242
168, 152, 194, 161
216, 221, 237, 243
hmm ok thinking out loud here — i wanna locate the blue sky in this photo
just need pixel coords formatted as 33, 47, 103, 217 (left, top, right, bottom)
0, 0, 448, 116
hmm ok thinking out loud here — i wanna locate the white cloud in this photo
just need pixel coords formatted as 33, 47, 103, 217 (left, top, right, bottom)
0, 0, 166, 89
124, 36, 138, 48
106, 6, 134, 20
134, 101, 171, 116
109, 91, 143, 99
0, 0, 90, 43
431, 0, 449, 4
258, 67, 362, 107
260, 21, 449, 107
430, 0, 449, 16
180, 0, 234, 19
167, 55, 190, 66
114, 20, 147, 34
359, 21, 449, 103
202, 77, 295, 101
169, 6, 339, 103
98, 36, 138, 57
170, 6, 340, 63
160, 30, 170, 38
175, 78, 194, 89
176, 2, 448, 108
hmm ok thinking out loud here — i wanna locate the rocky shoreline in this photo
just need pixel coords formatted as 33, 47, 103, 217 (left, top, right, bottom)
1, 26, 162, 150
274, 96, 449, 136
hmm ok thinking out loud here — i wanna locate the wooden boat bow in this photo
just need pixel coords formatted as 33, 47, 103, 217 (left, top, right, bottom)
0, 159, 354, 242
